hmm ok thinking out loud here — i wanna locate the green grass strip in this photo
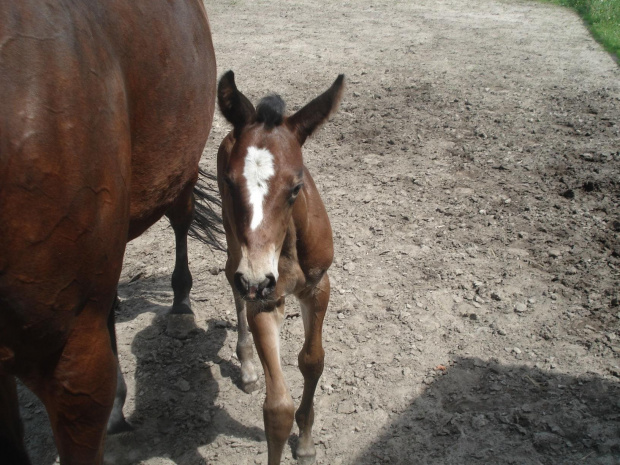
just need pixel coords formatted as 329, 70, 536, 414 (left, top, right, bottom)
539, 0, 620, 62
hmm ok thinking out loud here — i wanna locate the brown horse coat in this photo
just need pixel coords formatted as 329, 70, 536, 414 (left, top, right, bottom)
0, 1, 216, 463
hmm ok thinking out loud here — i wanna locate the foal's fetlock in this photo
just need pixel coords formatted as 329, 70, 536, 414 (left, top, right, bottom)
241, 361, 259, 392
295, 442, 317, 465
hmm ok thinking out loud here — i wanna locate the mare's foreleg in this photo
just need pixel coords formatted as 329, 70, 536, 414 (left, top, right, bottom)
106, 296, 132, 434
0, 375, 31, 464
33, 309, 117, 465
295, 274, 330, 465
247, 300, 294, 465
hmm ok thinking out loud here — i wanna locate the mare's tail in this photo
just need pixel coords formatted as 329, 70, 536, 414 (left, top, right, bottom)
190, 168, 226, 251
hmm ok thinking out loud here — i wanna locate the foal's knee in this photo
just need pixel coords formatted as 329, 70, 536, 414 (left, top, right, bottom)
263, 394, 295, 430
298, 350, 325, 381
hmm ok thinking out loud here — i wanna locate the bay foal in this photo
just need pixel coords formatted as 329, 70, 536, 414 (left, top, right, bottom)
216, 71, 343, 465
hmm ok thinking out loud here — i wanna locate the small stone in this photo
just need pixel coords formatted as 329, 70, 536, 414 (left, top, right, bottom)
490, 292, 502, 301
337, 401, 356, 414
209, 266, 220, 275
176, 378, 191, 392
471, 414, 489, 429
512, 348, 522, 354
343, 262, 356, 273
561, 189, 575, 199
497, 329, 507, 336
514, 302, 527, 313
548, 249, 561, 258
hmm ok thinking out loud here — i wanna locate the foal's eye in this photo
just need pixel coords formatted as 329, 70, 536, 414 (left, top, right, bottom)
289, 183, 303, 202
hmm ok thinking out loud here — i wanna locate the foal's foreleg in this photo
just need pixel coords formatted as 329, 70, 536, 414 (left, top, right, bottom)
247, 300, 294, 465
233, 293, 259, 391
166, 183, 196, 315
295, 274, 330, 465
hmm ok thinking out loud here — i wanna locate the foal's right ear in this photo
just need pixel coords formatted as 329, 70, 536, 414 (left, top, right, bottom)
218, 71, 256, 137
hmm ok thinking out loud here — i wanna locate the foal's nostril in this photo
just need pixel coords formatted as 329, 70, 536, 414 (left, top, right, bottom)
259, 273, 276, 296
234, 272, 249, 294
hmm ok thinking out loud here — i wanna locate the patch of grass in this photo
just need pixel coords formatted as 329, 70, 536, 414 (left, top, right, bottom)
539, 0, 620, 61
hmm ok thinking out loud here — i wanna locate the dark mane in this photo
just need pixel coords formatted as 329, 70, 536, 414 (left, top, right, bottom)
256, 94, 286, 128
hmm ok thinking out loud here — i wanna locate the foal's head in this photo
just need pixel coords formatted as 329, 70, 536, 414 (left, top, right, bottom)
218, 71, 343, 301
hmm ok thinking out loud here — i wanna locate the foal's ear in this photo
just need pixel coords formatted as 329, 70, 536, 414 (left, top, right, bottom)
287, 74, 344, 146
218, 71, 256, 136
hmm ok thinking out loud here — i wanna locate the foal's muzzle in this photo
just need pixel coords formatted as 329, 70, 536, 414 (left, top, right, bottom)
234, 272, 276, 301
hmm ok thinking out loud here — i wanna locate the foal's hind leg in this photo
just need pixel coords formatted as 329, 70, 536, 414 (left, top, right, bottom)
166, 183, 196, 316
33, 312, 117, 465
0, 375, 31, 464
295, 274, 330, 465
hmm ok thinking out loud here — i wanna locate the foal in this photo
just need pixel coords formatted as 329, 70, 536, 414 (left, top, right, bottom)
216, 71, 343, 465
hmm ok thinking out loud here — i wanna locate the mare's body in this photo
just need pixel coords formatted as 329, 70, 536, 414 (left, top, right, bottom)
0, 1, 216, 463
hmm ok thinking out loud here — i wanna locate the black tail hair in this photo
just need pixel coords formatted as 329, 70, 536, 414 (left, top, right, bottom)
189, 168, 226, 251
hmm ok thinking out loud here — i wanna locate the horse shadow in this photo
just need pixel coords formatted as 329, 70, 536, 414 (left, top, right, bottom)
104, 295, 263, 464
18, 271, 262, 465
353, 357, 620, 465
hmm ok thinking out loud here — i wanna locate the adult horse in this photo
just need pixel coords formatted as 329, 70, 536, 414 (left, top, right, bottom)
0, 1, 216, 464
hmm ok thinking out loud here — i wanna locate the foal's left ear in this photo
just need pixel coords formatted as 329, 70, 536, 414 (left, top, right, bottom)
286, 74, 344, 146
218, 70, 256, 137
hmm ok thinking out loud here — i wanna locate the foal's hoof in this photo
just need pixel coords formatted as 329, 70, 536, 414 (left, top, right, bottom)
166, 313, 197, 339
107, 417, 133, 435
296, 442, 317, 465
296, 453, 316, 465
241, 362, 259, 393
242, 380, 259, 394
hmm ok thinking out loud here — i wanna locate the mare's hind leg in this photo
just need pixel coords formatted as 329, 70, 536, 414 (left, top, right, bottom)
295, 274, 330, 465
166, 183, 196, 316
33, 310, 117, 465
0, 375, 31, 464
107, 296, 132, 434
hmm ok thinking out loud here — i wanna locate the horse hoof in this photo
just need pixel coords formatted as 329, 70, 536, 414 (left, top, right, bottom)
242, 380, 259, 394
170, 302, 194, 315
166, 313, 197, 339
107, 418, 133, 435
296, 454, 316, 465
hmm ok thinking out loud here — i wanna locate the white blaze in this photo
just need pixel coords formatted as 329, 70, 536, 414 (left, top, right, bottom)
243, 146, 275, 231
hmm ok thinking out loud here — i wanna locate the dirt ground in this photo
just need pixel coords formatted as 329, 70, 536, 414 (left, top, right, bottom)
18, 0, 620, 464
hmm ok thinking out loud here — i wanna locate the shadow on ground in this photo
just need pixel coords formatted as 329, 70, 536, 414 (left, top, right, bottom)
19, 274, 263, 465
104, 310, 263, 464
354, 357, 620, 465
